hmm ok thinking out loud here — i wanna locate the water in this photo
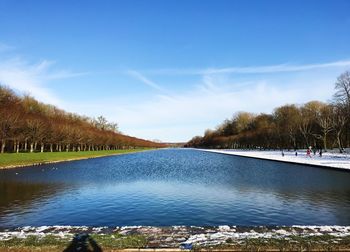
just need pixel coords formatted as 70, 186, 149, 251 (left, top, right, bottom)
0, 149, 350, 227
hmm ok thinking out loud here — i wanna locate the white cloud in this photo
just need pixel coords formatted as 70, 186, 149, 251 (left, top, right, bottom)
143, 60, 350, 76
2, 54, 348, 142
202, 60, 350, 75
45, 70, 89, 80
127, 70, 165, 92
96, 60, 348, 142
0, 57, 88, 106
67, 68, 339, 142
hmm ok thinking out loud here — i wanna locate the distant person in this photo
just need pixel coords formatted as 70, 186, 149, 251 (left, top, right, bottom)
306, 148, 312, 158
295, 151, 298, 156
281, 150, 284, 157
319, 149, 323, 157
313, 147, 317, 155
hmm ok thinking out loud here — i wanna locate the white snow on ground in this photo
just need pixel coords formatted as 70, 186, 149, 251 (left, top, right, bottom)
1, 225, 350, 246
182, 226, 350, 246
200, 149, 350, 170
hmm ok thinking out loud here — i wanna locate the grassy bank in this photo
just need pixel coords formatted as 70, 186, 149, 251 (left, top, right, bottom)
0, 149, 152, 169
1, 226, 350, 251
0, 234, 147, 252
1, 234, 349, 251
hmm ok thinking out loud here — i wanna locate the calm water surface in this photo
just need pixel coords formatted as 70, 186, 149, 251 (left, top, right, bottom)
0, 149, 350, 227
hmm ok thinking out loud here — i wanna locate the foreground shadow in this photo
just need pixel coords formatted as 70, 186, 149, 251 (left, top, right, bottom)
64, 233, 102, 252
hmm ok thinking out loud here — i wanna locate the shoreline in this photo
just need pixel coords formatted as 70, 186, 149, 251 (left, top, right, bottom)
198, 149, 350, 171
0, 149, 155, 170
1, 225, 349, 251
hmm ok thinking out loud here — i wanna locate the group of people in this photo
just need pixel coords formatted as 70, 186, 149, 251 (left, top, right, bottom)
281, 147, 323, 158
306, 146, 322, 158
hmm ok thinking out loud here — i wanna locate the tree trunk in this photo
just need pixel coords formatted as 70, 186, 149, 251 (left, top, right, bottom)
337, 132, 343, 153
30, 142, 34, 153
323, 134, 327, 151
1, 140, 5, 153
40, 143, 44, 153
24, 140, 28, 152
50, 144, 53, 152
291, 136, 296, 151
301, 132, 309, 149
66, 144, 69, 152
34, 142, 38, 151
59, 144, 62, 152
16, 142, 20, 153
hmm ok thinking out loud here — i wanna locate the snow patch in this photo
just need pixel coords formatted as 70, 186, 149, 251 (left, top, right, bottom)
201, 149, 350, 170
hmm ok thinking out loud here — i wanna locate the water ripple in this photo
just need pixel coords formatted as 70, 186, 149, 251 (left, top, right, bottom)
1, 149, 350, 227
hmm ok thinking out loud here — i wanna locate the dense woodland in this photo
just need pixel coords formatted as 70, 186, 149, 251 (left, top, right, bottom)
0, 86, 165, 153
186, 71, 350, 152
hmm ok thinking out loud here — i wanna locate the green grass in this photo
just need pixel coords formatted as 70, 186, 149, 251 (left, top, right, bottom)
0, 235, 70, 248
0, 149, 152, 169
90, 233, 147, 249
0, 234, 147, 252
1, 234, 350, 251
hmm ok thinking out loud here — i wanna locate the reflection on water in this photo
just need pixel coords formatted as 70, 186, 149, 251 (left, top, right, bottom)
0, 181, 61, 209
0, 149, 350, 227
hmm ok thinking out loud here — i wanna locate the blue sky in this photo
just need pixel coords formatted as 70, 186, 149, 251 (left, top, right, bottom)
1, 0, 350, 142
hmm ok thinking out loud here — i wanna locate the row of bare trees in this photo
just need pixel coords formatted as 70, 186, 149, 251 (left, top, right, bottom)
0, 86, 164, 153
186, 71, 350, 153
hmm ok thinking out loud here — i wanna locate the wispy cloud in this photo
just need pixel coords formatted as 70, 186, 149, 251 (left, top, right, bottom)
202, 60, 350, 75
69, 68, 339, 142
3, 54, 348, 142
143, 60, 350, 76
45, 70, 90, 80
0, 57, 88, 106
63, 59, 350, 142
127, 70, 165, 92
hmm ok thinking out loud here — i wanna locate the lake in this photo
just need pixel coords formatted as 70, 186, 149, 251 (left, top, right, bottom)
1, 148, 350, 228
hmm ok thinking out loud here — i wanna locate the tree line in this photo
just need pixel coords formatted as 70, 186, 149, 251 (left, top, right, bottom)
0, 86, 165, 153
186, 71, 350, 152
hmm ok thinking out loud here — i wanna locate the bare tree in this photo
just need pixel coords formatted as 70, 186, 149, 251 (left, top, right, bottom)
331, 104, 347, 153
298, 109, 312, 148
25, 117, 47, 152
274, 105, 300, 149
0, 111, 20, 153
313, 104, 333, 151
334, 71, 350, 108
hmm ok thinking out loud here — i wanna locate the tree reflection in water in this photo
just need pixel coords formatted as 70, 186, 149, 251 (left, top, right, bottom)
0, 180, 63, 219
